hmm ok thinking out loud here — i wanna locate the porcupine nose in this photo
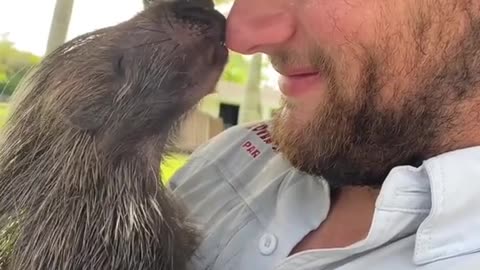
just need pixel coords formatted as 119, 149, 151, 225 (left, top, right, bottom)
172, 0, 226, 43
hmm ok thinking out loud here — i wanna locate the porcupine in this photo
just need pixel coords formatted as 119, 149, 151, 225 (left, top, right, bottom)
0, 0, 228, 269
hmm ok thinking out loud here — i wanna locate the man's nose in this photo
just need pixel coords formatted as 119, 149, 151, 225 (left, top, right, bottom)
226, 0, 295, 54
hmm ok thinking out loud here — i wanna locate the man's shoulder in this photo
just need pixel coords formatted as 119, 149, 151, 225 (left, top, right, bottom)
190, 120, 279, 161
168, 120, 281, 191
167, 121, 327, 270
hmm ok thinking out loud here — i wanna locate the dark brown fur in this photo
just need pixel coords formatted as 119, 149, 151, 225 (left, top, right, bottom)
0, 0, 228, 269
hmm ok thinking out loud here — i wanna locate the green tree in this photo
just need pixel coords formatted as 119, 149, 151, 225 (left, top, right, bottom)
220, 52, 250, 84
0, 34, 41, 97
211, 0, 267, 123
212, 0, 252, 85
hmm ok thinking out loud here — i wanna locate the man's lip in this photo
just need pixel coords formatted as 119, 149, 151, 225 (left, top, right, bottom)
278, 72, 321, 97
284, 71, 319, 77
274, 66, 319, 77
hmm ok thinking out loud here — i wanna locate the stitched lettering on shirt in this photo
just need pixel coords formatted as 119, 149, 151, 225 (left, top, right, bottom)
242, 140, 261, 158
248, 123, 278, 151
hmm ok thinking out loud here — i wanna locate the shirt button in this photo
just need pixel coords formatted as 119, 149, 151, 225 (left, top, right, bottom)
259, 233, 278, 255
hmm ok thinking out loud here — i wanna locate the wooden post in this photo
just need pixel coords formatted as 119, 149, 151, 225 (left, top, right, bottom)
238, 53, 263, 124
45, 0, 75, 55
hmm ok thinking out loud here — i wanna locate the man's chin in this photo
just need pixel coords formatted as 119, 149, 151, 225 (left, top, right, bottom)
275, 102, 316, 128
271, 106, 315, 159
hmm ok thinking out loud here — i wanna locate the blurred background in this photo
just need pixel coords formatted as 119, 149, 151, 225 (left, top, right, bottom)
0, 0, 282, 181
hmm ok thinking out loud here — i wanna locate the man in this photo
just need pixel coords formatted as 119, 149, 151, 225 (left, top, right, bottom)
169, 0, 480, 269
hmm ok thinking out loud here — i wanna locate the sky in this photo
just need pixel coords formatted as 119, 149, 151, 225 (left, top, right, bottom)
0, 0, 144, 56
0, 0, 279, 88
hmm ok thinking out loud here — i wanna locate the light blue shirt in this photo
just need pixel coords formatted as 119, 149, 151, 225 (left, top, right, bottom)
169, 121, 480, 269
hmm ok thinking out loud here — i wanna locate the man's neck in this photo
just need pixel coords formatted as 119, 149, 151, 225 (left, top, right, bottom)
289, 186, 380, 255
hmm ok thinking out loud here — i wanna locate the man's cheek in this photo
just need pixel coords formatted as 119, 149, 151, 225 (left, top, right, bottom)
300, 0, 382, 48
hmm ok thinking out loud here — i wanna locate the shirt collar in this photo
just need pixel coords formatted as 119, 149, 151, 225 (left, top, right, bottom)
377, 146, 480, 265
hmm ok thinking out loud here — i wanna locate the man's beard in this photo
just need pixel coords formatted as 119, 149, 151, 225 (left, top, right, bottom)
271, 20, 480, 189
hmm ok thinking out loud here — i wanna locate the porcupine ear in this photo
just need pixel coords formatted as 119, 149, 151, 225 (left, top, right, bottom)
65, 104, 108, 132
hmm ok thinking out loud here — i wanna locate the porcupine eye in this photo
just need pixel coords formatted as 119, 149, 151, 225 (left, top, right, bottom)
113, 55, 125, 77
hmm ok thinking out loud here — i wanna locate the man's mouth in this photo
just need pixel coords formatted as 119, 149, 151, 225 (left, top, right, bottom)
276, 68, 322, 97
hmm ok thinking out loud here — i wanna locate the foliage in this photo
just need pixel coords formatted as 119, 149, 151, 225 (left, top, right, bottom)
160, 153, 189, 183
220, 52, 249, 84
0, 34, 41, 97
214, 0, 231, 4
0, 103, 9, 127
0, 216, 20, 269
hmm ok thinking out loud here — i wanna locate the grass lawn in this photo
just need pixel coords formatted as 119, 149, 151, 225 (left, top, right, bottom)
160, 153, 189, 183
0, 102, 189, 183
0, 103, 9, 127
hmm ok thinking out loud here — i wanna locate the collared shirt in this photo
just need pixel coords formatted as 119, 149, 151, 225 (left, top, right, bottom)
169, 121, 480, 270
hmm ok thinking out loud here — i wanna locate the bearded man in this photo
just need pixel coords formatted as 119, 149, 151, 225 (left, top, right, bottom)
170, 0, 480, 269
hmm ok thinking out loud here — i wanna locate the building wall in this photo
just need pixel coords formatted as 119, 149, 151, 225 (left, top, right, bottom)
198, 80, 282, 123
173, 110, 225, 153
173, 81, 282, 153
